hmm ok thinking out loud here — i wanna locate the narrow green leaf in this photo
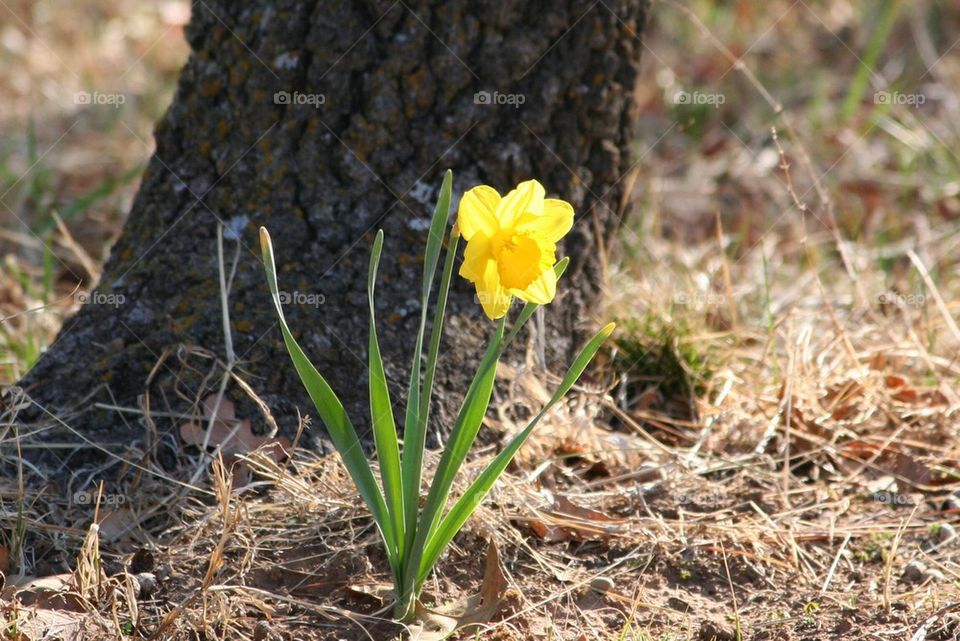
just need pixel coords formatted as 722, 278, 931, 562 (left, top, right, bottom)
402, 317, 505, 601
416, 322, 616, 586
367, 230, 406, 564
421, 170, 454, 301
259, 227, 399, 569
419, 229, 460, 432
401, 170, 453, 558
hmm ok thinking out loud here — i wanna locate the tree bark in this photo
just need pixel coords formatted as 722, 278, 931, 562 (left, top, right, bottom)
15, 0, 649, 469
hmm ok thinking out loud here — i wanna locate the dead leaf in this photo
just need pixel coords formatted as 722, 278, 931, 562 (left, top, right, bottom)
343, 581, 393, 604
884, 375, 907, 389
179, 394, 290, 488
0, 575, 111, 640
179, 395, 282, 455
892, 387, 921, 404
4, 607, 85, 641
841, 440, 960, 490
408, 540, 508, 640
524, 494, 630, 542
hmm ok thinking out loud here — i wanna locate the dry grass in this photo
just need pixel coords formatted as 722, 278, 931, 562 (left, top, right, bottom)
2, 0, 960, 639
0, 0, 189, 384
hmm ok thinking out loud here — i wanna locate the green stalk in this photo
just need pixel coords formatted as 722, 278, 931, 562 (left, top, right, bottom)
367, 230, 405, 574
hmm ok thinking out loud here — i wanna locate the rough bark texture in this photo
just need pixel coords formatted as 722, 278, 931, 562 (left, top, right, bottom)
16, 0, 648, 470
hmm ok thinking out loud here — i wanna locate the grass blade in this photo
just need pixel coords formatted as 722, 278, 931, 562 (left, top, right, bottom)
367, 230, 406, 566
259, 227, 398, 567
401, 170, 453, 553
839, 0, 902, 123
416, 322, 616, 586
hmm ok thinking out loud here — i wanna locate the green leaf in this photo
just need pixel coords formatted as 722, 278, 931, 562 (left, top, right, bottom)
419, 229, 460, 433
259, 227, 399, 569
401, 170, 453, 559
367, 230, 406, 566
416, 322, 616, 587
402, 317, 505, 601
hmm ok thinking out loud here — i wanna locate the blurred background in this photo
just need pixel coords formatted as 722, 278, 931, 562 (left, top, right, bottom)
1, 0, 959, 388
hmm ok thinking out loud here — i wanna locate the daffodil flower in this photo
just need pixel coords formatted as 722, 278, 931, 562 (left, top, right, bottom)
458, 179, 574, 319
261, 171, 613, 622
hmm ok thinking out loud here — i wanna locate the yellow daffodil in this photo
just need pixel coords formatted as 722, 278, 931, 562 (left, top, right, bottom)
457, 179, 574, 319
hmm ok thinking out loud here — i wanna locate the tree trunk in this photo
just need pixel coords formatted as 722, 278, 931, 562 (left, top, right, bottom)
15, 0, 649, 471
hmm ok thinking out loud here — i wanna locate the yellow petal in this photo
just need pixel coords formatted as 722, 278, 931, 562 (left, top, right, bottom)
477, 259, 512, 320
495, 179, 544, 229
458, 185, 500, 240
512, 265, 557, 305
459, 235, 493, 283
515, 198, 574, 243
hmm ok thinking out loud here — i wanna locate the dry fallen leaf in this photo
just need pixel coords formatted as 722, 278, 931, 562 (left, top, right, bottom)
179, 394, 290, 488
841, 440, 960, 490
524, 494, 631, 542
408, 540, 508, 640
0, 572, 113, 641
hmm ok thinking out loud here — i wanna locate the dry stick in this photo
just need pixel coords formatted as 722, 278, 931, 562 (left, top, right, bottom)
820, 533, 852, 595
714, 210, 737, 328
190, 225, 243, 486
907, 250, 960, 345
720, 542, 743, 640
51, 211, 101, 282
882, 503, 920, 612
